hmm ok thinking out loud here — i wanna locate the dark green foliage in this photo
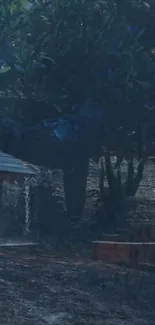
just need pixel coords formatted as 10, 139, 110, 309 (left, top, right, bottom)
0, 0, 155, 219
0, 0, 154, 124
0, 1, 152, 157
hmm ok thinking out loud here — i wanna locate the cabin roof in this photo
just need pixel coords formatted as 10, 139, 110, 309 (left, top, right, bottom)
0, 151, 38, 176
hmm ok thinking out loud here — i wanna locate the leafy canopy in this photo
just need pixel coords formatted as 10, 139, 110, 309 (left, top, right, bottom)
0, 0, 155, 151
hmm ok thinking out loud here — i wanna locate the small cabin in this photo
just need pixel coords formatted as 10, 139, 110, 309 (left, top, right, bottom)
0, 151, 38, 184
0, 151, 39, 238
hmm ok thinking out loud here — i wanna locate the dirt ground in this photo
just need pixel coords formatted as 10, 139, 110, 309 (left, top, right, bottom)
1, 159, 155, 325
1, 247, 155, 325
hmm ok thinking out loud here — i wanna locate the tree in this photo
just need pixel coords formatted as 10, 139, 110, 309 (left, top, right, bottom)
0, 0, 155, 220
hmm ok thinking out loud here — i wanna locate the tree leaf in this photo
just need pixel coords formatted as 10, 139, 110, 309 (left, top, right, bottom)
0, 64, 11, 73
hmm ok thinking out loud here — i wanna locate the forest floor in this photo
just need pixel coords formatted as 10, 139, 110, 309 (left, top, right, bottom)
1, 159, 155, 325
1, 247, 155, 325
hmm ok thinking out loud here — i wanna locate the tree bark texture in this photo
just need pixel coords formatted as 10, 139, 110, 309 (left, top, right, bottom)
63, 156, 89, 217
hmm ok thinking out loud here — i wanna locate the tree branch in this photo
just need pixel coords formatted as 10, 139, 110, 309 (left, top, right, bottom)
134, 158, 145, 195
126, 158, 135, 196
104, 153, 115, 194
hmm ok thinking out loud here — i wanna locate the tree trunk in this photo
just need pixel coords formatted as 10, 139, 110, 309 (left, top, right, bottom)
34, 184, 55, 234
97, 155, 146, 229
126, 158, 145, 196
64, 156, 89, 217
